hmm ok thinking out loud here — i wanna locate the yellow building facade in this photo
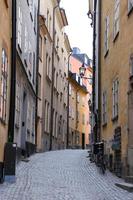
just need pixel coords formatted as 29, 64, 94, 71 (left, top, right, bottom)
69, 49, 92, 149
0, 0, 11, 179
100, 0, 133, 177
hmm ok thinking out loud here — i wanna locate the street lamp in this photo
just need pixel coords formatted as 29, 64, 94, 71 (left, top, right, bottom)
49, 0, 61, 151
79, 62, 92, 80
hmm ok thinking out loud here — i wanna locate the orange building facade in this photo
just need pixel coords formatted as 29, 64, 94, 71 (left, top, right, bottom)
69, 48, 92, 149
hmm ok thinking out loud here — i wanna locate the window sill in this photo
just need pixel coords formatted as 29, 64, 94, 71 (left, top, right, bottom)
112, 115, 118, 122
104, 49, 109, 58
113, 31, 119, 43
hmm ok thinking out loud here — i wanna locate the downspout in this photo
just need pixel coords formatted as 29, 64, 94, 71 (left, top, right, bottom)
98, 0, 102, 142
35, 0, 40, 148
92, 0, 97, 143
66, 53, 72, 149
8, 0, 16, 143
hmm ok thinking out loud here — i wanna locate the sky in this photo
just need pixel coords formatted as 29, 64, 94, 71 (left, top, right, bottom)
61, 0, 93, 59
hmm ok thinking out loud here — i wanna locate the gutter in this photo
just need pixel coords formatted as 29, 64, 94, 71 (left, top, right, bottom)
92, 0, 97, 143
8, 0, 16, 142
35, 0, 40, 147
98, 0, 101, 142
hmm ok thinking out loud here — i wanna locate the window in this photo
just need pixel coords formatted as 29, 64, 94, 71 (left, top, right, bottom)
114, 0, 120, 39
27, 100, 31, 132
112, 79, 119, 119
46, 10, 49, 29
39, 35, 42, 60
46, 53, 51, 80
44, 100, 50, 133
102, 91, 107, 125
34, 6, 37, 33
0, 49, 8, 122
88, 74, 93, 85
72, 108, 74, 120
44, 100, 47, 132
18, 7, 22, 50
82, 114, 85, 125
32, 52, 36, 84
76, 111, 79, 122
4, 0, 9, 8
56, 73, 58, 90
31, 106, 35, 142
52, 109, 55, 136
104, 16, 109, 55
69, 84, 72, 96
62, 120, 65, 142
128, 0, 133, 13
29, 0, 33, 21
15, 81, 21, 127
38, 74, 41, 98
49, 16, 52, 34
77, 93, 80, 103
28, 41, 32, 75
47, 103, 50, 133
130, 55, 133, 76
55, 112, 58, 138
24, 25, 28, 54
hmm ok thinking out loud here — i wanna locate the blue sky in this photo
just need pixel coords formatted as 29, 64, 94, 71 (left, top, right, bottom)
61, 0, 93, 59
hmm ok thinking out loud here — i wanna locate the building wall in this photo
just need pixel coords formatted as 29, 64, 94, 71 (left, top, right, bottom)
0, 0, 11, 162
14, 0, 38, 153
38, 0, 70, 151
100, 0, 133, 176
69, 54, 92, 149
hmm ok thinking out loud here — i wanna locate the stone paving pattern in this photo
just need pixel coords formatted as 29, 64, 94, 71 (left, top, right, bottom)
0, 150, 133, 200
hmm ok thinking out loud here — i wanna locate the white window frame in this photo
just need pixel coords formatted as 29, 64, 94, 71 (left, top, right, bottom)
0, 49, 8, 122
18, 6, 22, 50
113, 0, 120, 39
15, 81, 21, 127
104, 16, 109, 55
130, 55, 133, 76
102, 91, 107, 125
128, 0, 133, 13
112, 79, 119, 119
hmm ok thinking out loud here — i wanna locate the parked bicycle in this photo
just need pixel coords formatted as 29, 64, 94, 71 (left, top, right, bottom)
97, 152, 106, 174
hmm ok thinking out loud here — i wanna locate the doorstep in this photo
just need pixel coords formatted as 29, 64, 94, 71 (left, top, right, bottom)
115, 182, 133, 192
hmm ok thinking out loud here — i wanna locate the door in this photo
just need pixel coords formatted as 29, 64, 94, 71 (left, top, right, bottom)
82, 133, 85, 149
21, 91, 27, 150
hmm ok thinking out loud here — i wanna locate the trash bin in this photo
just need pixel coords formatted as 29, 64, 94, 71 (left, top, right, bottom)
0, 162, 4, 183
4, 142, 17, 183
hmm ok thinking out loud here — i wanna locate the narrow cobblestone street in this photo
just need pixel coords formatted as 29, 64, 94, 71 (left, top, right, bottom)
0, 150, 133, 200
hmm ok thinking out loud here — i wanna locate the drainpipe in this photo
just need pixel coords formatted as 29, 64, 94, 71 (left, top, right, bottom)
66, 53, 72, 149
35, 0, 40, 148
8, 0, 16, 143
92, 0, 97, 143
97, 0, 101, 142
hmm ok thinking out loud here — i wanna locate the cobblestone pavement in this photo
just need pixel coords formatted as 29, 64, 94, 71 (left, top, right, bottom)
0, 150, 133, 200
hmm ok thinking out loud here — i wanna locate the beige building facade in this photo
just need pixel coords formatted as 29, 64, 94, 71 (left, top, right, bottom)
0, 0, 12, 179
37, 0, 71, 151
99, 0, 133, 177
